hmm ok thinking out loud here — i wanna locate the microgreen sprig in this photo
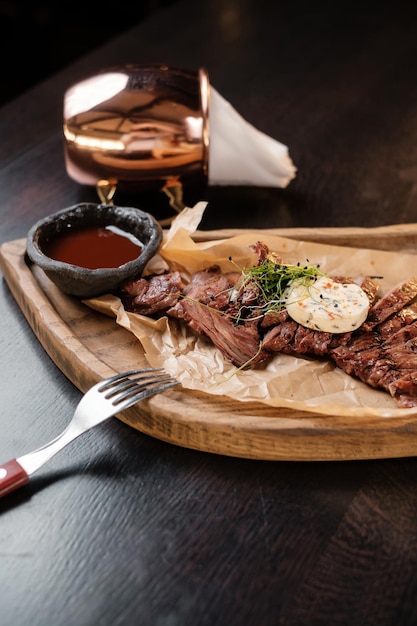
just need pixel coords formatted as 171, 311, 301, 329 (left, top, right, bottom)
231, 257, 325, 318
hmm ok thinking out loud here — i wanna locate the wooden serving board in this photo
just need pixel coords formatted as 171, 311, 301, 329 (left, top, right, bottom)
3, 225, 417, 461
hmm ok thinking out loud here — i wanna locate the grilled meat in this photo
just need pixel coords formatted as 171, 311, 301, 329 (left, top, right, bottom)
119, 245, 417, 407
330, 281, 417, 407
121, 271, 183, 316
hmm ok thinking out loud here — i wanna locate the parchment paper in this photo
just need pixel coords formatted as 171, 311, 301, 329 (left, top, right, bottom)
86, 202, 417, 418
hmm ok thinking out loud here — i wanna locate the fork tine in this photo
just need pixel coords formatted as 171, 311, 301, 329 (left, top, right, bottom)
109, 374, 177, 403
114, 379, 179, 412
98, 368, 179, 410
101, 370, 170, 400
97, 368, 164, 393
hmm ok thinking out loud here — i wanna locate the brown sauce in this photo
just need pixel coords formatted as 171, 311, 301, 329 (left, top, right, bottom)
44, 226, 143, 269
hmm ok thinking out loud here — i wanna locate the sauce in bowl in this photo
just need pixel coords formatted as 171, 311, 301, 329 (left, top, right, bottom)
26, 202, 163, 298
44, 225, 143, 269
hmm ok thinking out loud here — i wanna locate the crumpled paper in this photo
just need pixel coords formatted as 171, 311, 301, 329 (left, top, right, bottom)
208, 87, 297, 188
85, 202, 417, 418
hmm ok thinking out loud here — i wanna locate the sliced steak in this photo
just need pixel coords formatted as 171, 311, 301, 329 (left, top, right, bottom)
262, 313, 334, 356
371, 301, 417, 340
120, 271, 183, 316
119, 244, 417, 407
329, 279, 417, 406
177, 298, 270, 367
362, 277, 417, 331
167, 266, 241, 320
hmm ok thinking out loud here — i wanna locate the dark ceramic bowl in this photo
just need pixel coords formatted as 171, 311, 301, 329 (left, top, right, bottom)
26, 203, 163, 298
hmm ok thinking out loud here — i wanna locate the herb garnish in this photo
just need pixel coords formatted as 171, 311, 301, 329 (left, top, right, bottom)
231, 257, 325, 321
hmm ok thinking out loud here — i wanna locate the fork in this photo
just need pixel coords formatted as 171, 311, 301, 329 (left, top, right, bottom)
0, 368, 178, 497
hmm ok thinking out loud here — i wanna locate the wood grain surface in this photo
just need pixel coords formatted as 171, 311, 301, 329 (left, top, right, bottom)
3, 225, 417, 462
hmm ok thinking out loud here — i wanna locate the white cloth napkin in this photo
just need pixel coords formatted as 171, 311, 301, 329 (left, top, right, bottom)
208, 87, 296, 187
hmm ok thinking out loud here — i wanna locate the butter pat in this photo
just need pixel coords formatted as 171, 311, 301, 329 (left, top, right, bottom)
285, 277, 370, 333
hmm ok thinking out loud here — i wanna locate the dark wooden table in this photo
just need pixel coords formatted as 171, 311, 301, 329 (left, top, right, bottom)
2, 1, 417, 624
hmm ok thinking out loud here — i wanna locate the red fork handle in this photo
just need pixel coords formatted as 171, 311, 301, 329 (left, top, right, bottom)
0, 460, 29, 497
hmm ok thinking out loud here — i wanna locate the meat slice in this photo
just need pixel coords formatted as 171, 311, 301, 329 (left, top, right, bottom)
262, 312, 334, 356
183, 266, 241, 309
330, 330, 417, 408
329, 280, 417, 407
177, 298, 269, 367
167, 266, 241, 320
392, 372, 417, 407
371, 301, 417, 340
362, 277, 417, 331
120, 271, 182, 316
